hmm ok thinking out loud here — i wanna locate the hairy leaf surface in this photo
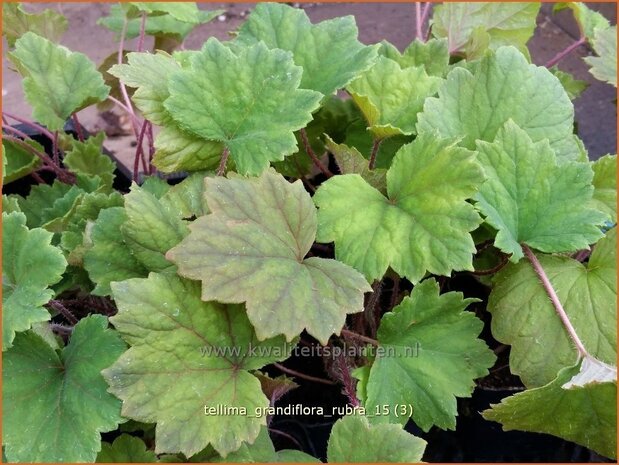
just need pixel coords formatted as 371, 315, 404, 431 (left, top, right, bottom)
488, 228, 617, 387
475, 121, 606, 261
99, 5, 221, 45
327, 415, 427, 462
326, 135, 387, 193
590, 154, 617, 222
549, 66, 588, 100
187, 427, 319, 463
64, 133, 116, 192
364, 279, 496, 430
432, 3, 539, 55
2, 2, 67, 47
347, 56, 442, 138
130, 2, 201, 23
165, 38, 322, 175
417, 46, 579, 161
167, 169, 370, 344
103, 273, 292, 457
584, 25, 617, 87
108, 52, 224, 172
121, 184, 189, 272
109, 52, 180, 126
2, 212, 66, 350
378, 38, 450, 76
555, 3, 610, 40
154, 126, 223, 174
61, 192, 124, 264
314, 134, 483, 283
3, 315, 126, 462
2, 138, 42, 184
83, 207, 147, 296
97, 435, 157, 463
9, 32, 109, 131
483, 363, 617, 459
236, 2, 377, 95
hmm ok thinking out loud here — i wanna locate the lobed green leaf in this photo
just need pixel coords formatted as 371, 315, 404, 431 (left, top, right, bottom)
167, 169, 371, 344
2, 212, 67, 350
474, 120, 607, 261
327, 415, 427, 462
9, 32, 109, 131
3, 315, 126, 462
104, 273, 292, 457
164, 38, 322, 175
314, 133, 483, 283
236, 2, 378, 96
363, 279, 496, 430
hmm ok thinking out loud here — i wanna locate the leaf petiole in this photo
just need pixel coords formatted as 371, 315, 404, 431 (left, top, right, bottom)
368, 138, 382, 170
217, 146, 230, 176
299, 127, 332, 177
522, 244, 588, 358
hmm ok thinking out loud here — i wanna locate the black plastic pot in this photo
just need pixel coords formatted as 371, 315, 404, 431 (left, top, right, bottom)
2, 120, 132, 195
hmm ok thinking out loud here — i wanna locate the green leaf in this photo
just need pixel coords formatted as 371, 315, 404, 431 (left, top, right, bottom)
130, 2, 201, 23
83, 207, 148, 296
159, 171, 210, 219
314, 134, 483, 283
121, 183, 189, 272
106, 52, 210, 170
103, 273, 293, 457
99, 5, 222, 44
3, 195, 21, 214
584, 26, 617, 87
363, 279, 495, 430
483, 363, 617, 459
97, 435, 157, 463
327, 415, 427, 462
326, 135, 387, 194
3, 315, 126, 462
60, 191, 124, 263
37, 185, 88, 233
9, 32, 109, 131
2, 138, 42, 183
15, 179, 71, 227
346, 56, 442, 139
194, 427, 320, 463
236, 2, 377, 96
2, 2, 67, 47
153, 126, 223, 173
109, 51, 180, 126
97, 50, 131, 112
164, 38, 322, 175
378, 38, 450, 76
63, 133, 116, 192
2, 212, 67, 351
141, 174, 171, 198
488, 228, 617, 388
554, 3, 610, 41
474, 121, 606, 262
590, 154, 617, 223
417, 46, 580, 161
167, 169, 370, 344
432, 3, 539, 56
549, 66, 589, 100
